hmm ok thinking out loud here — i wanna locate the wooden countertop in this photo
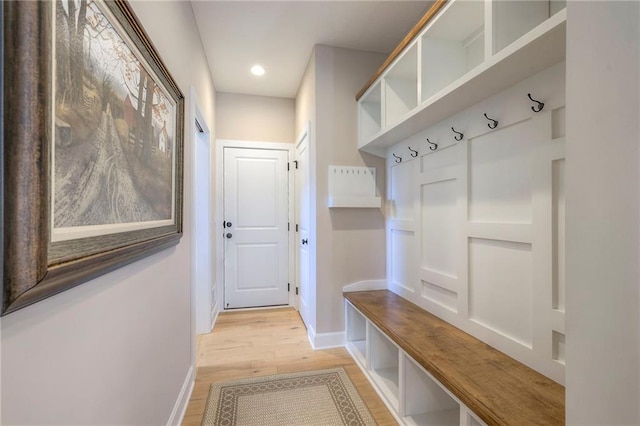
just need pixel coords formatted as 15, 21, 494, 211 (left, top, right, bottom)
344, 290, 565, 425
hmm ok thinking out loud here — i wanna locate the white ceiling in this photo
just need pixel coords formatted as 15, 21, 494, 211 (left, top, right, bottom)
191, 1, 432, 99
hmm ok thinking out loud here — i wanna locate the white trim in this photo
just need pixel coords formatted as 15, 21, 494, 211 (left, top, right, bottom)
191, 86, 215, 336
306, 324, 346, 349
215, 139, 295, 312
166, 365, 195, 426
211, 306, 220, 330
343, 279, 388, 292
293, 121, 317, 331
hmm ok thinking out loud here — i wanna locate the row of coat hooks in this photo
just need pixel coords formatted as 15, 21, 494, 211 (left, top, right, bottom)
393, 93, 545, 163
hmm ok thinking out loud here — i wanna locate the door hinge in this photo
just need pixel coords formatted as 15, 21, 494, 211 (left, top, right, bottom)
293, 160, 298, 169
295, 287, 299, 295
287, 162, 290, 171
288, 283, 290, 292
288, 222, 290, 231
295, 224, 299, 232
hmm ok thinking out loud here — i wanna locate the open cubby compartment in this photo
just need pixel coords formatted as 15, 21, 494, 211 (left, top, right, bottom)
369, 324, 400, 410
359, 82, 382, 144
384, 43, 418, 127
421, 0, 484, 104
401, 355, 461, 426
463, 409, 486, 426
345, 302, 367, 366
492, 0, 566, 54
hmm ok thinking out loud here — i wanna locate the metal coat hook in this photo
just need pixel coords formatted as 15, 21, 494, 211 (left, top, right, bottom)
484, 113, 498, 129
528, 93, 545, 113
426, 138, 438, 151
408, 147, 418, 157
451, 127, 464, 141
393, 153, 402, 163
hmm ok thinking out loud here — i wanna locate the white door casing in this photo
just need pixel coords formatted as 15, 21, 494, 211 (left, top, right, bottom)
223, 146, 289, 309
295, 129, 311, 326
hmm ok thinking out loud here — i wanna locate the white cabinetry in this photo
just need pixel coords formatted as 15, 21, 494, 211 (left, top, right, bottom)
357, 0, 566, 156
345, 301, 485, 426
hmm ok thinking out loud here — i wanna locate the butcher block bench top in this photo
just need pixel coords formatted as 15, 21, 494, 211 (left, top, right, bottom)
344, 290, 565, 426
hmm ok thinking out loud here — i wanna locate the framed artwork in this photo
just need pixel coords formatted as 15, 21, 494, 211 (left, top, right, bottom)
2, 0, 184, 315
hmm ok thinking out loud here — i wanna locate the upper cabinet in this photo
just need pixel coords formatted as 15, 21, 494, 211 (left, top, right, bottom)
357, 0, 566, 157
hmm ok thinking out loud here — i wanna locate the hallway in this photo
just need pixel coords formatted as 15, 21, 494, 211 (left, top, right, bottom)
182, 308, 397, 425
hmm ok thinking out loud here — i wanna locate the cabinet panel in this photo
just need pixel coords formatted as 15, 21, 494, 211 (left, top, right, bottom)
390, 161, 416, 220
552, 158, 565, 312
421, 179, 458, 277
468, 119, 535, 224
391, 229, 416, 292
469, 238, 533, 348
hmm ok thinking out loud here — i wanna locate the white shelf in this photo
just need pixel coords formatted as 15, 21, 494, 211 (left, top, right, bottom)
328, 196, 381, 208
403, 355, 461, 425
348, 340, 366, 363
404, 408, 460, 426
421, 0, 485, 103
385, 44, 419, 127
371, 367, 400, 408
345, 302, 367, 366
328, 165, 379, 207
359, 82, 382, 142
357, 2, 566, 157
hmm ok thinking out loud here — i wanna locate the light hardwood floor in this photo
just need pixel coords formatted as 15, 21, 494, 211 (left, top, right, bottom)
182, 307, 397, 425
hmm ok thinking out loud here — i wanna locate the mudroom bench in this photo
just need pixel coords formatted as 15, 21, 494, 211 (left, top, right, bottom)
344, 290, 565, 425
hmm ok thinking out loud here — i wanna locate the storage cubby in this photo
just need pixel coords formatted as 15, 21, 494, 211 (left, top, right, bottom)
345, 302, 367, 365
402, 356, 460, 426
384, 44, 418, 126
492, 0, 565, 54
465, 412, 484, 426
359, 82, 382, 144
356, 0, 566, 153
421, 0, 484, 103
369, 325, 400, 409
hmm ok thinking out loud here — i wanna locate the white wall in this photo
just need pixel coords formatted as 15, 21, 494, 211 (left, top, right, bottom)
565, 1, 640, 424
216, 92, 295, 143
314, 45, 388, 334
0, 1, 216, 424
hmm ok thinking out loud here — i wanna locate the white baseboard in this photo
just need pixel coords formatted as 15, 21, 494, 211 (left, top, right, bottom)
307, 324, 345, 349
167, 365, 195, 426
211, 306, 219, 331
342, 279, 387, 292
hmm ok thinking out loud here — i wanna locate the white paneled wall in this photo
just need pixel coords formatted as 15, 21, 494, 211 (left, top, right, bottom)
386, 62, 566, 383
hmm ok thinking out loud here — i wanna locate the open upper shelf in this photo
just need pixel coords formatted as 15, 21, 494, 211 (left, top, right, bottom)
357, 0, 566, 157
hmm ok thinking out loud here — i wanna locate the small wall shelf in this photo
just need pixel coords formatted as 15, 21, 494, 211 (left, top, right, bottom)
328, 165, 381, 208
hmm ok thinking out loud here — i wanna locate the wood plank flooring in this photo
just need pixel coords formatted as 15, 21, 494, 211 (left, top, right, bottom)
182, 307, 397, 425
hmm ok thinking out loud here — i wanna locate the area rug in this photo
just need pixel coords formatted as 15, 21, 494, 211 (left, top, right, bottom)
201, 367, 377, 426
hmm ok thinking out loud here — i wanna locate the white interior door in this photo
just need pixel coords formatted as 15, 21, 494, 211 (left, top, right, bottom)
295, 132, 311, 325
223, 147, 289, 309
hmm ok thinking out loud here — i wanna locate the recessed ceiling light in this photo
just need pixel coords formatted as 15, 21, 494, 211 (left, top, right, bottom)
250, 65, 265, 76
